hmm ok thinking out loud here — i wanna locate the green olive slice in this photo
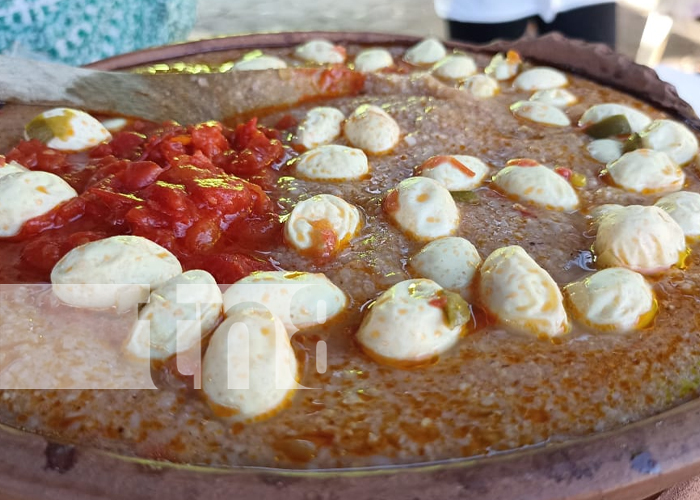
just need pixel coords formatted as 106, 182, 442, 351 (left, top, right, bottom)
440, 290, 471, 329
622, 132, 643, 153
584, 114, 632, 139
451, 190, 478, 204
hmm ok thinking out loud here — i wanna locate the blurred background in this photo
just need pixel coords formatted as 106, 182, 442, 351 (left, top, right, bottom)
1, 0, 698, 110
191, 0, 700, 68
191, 0, 700, 111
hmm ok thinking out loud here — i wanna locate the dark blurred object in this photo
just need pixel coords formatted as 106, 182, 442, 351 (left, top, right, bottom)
443, 2, 617, 48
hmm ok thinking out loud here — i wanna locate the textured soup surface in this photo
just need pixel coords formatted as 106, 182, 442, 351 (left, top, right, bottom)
1, 43, 700, 469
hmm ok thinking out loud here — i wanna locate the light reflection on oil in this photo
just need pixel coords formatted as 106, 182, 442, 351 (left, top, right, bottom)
136, 61, 236, 75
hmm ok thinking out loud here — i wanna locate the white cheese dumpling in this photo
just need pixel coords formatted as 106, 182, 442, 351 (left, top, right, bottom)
492, 161, 579, 211
655, 191, 700, 240
510, 100, 571, 127
384, 177, 459, 241
0, 170, 77, 237
233, 54, 288, 71
357, 279, 469, 365
100, 117, 128, 132
479, 246, 569, 338
513, 67, 568, 91
403, 37, 447, 66
125, 270, 223, 360
222, 270, 348, 331
0, 160, 28, 179
202, 308, 298, 422
344, 104, 401, 154
594, 205, 686, 275
640, 119, 699, 166
408, 237, 482, 299
294, 39, 346, 64
284, 194, 361, 257
578, 103, 652, 134
564, 268, 656, 332
415, 154, 489, 191
529, 88, 577, 108
587, 139, 623, 164
354, 48, 394, 73
295, 107, 346, 150
589, 203, 624, 224
51, 235, 182, 310
462, 74, 499, 99
432, 54, 477, 81
25, 107, 111, 152
295, 144, 369, 181
484, 51, 521, 80
606, 149, 684, 194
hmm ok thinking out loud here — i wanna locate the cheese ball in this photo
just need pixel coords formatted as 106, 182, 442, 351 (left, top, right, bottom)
510, 100, 571, 127
202, 308, 298, 422
416, 154, 489, 191
357, 279, 469, 365
564, 268, 656, 332
587, 139, 623, 164
408, 237, 482, 299
233, 54, 288, 71
0, 161, 28, 179
579, 103, 652, 134
222, 270, 348, 331
432, 54, 477, 81
284, 194, 362, 257
462, 75, 499, 99
513, 67, 568, 91
606, 149, 684, 194
51, 235, 182, 310
589, 203, 624, 224
100, 118, 128, 132
640, 119, 699, 166
354, 48, 394, 73
124, 270, 223, 361
384, 177, 460, 241
492, 162, 579, 211
529, 88, 577, 108
594, 205, 686, 275
295, 145, 369, 181
0, 170, 77, 237
655, 191, 700, 240
295, 106, 345, 150
479, 246, 569, 338
25, 107, 111, 151
344, 104, 401, 154
484, 51, 521, 80
403, 38, 447, 66
294, 39, 346, 64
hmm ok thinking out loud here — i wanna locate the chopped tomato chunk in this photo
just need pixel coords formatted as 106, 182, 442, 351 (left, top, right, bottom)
317, 65, 365, 96
275, 114, 299, 130
507, 158, 540, 167
3, 117, 287, 283
6, 139, 70, 175
554, 167, 573, 181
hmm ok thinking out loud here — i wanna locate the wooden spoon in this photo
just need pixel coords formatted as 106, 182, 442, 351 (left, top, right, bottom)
0, 55, 363, 124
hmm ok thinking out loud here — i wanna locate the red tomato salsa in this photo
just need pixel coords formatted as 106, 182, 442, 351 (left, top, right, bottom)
1, 118, 291, 284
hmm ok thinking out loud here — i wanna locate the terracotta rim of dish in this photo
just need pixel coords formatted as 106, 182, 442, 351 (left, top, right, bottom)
1, 32, 699, 500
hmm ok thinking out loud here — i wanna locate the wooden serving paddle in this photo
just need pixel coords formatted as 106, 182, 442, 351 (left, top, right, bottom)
0, 55, 364, 124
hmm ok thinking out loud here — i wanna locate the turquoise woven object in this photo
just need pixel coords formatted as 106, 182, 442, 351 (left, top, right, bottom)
0, 0, 197, 65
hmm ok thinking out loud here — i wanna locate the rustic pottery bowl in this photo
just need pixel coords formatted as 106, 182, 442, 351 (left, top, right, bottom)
0, 32, 699, 500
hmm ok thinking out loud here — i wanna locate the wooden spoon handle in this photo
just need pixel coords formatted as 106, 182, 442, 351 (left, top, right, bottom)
0, 56, 365, 123
0, 56, 176, 120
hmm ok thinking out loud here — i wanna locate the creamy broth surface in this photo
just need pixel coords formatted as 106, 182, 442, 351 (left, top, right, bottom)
1, 41, 699, 469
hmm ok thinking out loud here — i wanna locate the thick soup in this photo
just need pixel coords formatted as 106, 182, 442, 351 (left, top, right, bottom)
0, 39, 699, 469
